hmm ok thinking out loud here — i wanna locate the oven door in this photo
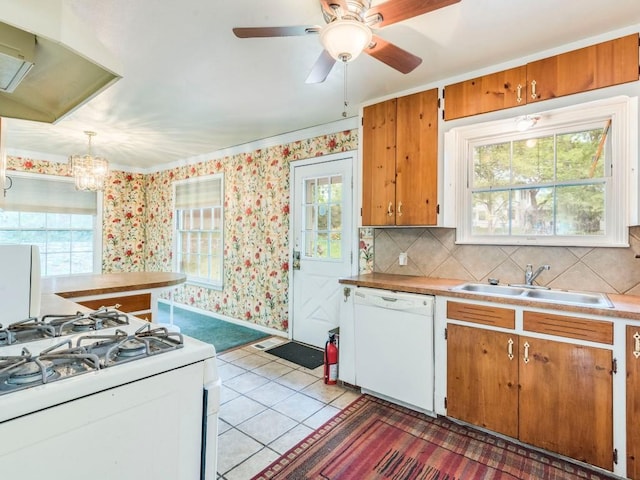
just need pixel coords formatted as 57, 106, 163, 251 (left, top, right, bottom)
0, 362, 211, 480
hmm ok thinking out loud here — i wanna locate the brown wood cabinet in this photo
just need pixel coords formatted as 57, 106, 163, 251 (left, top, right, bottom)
627, 325, 640, 479
444, 33, 639, 120
447, 310, 614, 470
362, 88, 438, 226
518, 336, 612, 470
447, 324, 519, 438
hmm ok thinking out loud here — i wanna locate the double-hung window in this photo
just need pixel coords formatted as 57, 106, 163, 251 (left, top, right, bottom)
0, 172, 101, 275
174, 174, 224, 288
448, 96, 636, 247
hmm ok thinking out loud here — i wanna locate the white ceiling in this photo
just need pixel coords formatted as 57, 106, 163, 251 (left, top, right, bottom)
2, 0, 640, 170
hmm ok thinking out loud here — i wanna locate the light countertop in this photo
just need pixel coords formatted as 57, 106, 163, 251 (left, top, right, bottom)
340, 273, 640, 321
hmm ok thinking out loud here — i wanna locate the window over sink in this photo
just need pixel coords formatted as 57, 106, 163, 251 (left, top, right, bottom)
446, 96, 637, 247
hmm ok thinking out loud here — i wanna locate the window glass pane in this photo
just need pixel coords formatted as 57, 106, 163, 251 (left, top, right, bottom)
0, 211, 19, 227
47, 252, 71, 276
512, 136, 555, 185
473, 142, 511, 188
48, 231, 71, 252
71, 252, 93, 274
330, 176, 343, 202
20, 212, 46, 229
47, 213, 71, 229
556, 128, 606, 181
71, 214, 93, 229
556, 184, 605, 235
202, 208, 213, 230
512, 187, 553, 235
472, 190, 510, 235
71, 231, 93, 251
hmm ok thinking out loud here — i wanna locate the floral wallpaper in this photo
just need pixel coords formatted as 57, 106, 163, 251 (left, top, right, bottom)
6, 129, 358, 333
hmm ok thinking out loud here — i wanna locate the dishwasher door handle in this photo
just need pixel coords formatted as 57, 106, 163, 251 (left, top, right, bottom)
380, 296, 398, 302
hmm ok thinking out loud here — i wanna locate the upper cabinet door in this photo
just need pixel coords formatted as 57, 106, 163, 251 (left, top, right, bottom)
444, 66, 527, 120
443, 33, 639, 120
527, 33, 639, 103
396, 89, 439, 226
362, 98, 397, 226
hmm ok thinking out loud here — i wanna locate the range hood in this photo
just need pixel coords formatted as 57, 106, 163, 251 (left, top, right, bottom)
0, 1, 122, 123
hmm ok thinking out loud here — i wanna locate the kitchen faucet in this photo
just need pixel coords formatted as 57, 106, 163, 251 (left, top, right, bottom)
525, 264, 550, 286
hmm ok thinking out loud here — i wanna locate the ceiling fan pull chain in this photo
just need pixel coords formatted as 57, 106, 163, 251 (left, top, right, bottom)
342, 61, 348, 118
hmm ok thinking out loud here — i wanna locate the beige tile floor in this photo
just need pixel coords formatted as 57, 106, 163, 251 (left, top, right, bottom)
216, 338, 361, 480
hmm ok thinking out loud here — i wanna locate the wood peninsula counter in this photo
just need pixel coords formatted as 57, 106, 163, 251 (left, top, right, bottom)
42, 272, 187, 321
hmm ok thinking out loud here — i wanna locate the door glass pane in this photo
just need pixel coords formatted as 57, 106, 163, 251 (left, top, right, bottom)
302, 174, 343, 260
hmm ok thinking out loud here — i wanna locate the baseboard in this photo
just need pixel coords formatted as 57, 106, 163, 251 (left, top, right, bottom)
157, 298, 287, 339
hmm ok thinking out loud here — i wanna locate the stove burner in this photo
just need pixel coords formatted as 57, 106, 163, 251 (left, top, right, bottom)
117, 339, 147, 358
7, 360, 55, 385
72, 318, 96, 332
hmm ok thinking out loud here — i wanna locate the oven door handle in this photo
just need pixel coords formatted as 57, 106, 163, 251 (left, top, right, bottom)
201, 376, 221, 480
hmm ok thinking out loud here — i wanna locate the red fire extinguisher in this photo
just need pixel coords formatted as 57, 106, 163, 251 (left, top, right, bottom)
324, 333, 338, 385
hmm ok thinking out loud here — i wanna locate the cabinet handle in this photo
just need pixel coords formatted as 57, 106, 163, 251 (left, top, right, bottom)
397, 202, 403, 217
507, 338, 514, 360
516, 84, 522, 104
523, 341, 530, 364
387, 202, 393, 217
634, 332, 640, 359
530, 80, 538, 100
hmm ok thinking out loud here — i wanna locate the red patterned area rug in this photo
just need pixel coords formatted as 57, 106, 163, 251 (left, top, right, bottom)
252, 395, 618, 480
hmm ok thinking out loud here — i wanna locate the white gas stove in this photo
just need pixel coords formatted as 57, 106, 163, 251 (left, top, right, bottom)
0, 308, 219, 480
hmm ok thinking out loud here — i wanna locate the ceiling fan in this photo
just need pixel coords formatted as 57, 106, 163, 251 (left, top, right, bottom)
233, 0, 461, 84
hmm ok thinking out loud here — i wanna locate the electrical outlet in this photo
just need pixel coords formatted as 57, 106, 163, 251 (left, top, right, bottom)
399, 252, 408, 266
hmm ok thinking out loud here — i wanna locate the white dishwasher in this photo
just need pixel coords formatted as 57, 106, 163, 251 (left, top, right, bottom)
354, 287, 435, 413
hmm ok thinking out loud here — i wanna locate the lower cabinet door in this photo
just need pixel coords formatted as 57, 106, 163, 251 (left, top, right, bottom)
519, 336, 613, 470
447, 324, 518, 438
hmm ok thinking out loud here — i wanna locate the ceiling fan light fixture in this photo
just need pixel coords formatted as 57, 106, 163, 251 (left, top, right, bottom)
515, 115, 541, 132
320, 19, 372, 62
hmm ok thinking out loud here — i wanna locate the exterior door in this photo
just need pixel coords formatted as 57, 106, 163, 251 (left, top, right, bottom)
291, 155, 354, 348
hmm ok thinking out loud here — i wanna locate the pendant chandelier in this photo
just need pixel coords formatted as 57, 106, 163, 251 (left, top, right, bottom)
68, 131, 109, 191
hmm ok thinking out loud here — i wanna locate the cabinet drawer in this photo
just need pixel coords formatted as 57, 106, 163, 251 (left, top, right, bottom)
523, 311, 613, 344
78, 293, 151, 314
447, 301, 515, 328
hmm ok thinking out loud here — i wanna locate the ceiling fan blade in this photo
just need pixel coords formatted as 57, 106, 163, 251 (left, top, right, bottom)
233, 26, 319, 38
367, 0, 461, 28
305, 50, 337, 84
365, 35, 422, 74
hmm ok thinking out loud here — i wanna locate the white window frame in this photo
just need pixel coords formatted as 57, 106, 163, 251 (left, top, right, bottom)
0, 171, 103, 275
446, 96, 637, 247
173, 173, 224, 289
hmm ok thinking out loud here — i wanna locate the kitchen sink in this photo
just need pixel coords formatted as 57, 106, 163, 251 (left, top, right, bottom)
451, 283, 614, 308
524, 289, 614, 308
452, 283, 525, 296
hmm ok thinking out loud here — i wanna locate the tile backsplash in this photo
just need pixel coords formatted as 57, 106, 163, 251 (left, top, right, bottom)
363, 226, 640, 295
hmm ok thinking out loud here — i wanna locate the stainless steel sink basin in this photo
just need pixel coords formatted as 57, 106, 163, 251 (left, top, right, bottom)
524, 289, 614, 308
451, 283, 614, 308
452, 283, 525, 296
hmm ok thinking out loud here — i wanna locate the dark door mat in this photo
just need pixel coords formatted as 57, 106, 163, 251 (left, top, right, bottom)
266, 341, 324, 370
